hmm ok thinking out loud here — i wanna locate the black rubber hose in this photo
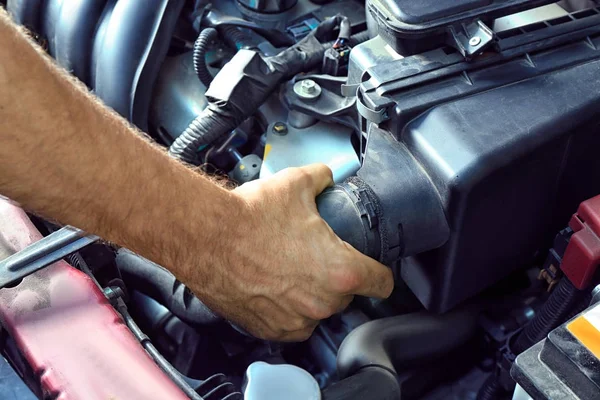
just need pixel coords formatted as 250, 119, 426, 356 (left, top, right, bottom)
336, 307, 479, 379
321, 367, 401, 400
219, 25, 254, 50
349, 30, 370, 46
115, 249, 221, 326
193, 27, 218, 88
513, 277, 583, 354
202, 9, 295, 47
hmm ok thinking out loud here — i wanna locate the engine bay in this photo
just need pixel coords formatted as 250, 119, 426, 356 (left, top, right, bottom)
3, 0, 600, 399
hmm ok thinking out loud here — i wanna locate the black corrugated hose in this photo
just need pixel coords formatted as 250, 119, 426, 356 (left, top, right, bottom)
169, 103, 242, 164
513, 277, 584, 354
477, 277, 586, 400
193, 27, 218, 88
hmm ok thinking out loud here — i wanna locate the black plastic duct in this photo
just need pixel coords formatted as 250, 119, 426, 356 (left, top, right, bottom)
115, 249, 221, 326
336, 307, 479, 380
92, 0, 185, 130
317, 126, 450, 265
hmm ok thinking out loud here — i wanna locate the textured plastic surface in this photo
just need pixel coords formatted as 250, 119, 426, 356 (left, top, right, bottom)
349, 30, 600, 312
385, 0, 492, 24
511, 303, 600, 399
367, 0, 555, 54
244, 362, 321, 400
368, 0, 554, 34
0, 200, 188, 400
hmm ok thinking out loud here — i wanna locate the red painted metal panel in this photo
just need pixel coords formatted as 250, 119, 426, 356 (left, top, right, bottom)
0, 200, 188, 400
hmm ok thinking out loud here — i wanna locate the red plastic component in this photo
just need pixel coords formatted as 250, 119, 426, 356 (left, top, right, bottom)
561, 195, 600, 290
0, 200, 188, 400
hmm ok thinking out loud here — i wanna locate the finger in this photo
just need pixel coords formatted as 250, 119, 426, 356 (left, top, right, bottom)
298, 163, 334, 196
278, 322, 319, 342
344, 245, 394, 299
249, 296, 319, 338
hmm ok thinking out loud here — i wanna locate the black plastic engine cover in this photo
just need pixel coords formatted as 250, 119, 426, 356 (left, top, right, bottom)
367, 0, 556, 54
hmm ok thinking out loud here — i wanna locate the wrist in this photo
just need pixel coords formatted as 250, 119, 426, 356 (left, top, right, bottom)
158, 175, 248, 296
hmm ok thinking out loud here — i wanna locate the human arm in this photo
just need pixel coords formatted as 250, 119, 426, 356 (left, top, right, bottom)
0, 9, 393, 341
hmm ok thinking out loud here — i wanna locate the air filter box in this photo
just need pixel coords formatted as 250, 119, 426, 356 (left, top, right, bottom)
367, 0, 556, 55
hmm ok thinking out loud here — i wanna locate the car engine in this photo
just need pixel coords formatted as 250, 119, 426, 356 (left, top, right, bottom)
2, 0, 600, 399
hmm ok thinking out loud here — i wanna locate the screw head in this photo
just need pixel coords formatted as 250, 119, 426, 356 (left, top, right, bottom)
301, 79, 317, 94
272, 122, 288, 136
469, 36, 481, 47
293, 79, 322, 100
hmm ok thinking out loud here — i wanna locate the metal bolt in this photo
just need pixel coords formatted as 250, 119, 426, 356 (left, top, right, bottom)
293, 79, 322, 100
469, 36, 481, 47
272, 122, 288, 136
301, 79, 317, 94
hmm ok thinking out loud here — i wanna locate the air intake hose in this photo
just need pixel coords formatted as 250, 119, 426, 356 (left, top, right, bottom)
317, 127, 450, 264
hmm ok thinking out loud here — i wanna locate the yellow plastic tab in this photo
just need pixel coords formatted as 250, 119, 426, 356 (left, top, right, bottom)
567, 316, 600, 359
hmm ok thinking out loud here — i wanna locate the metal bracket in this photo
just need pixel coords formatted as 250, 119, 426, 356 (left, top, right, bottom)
449, 20, 496, 60
356, 91, 390, 124
0, 226, 99, 289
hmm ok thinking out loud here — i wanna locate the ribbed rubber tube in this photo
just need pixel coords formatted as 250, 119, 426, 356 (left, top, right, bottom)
476, 375, 504, 400
193, 27, 218, 88
513, 277, 583, 354
168, 105, 240, 164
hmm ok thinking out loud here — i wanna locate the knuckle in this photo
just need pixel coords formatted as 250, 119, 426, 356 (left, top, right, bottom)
295, 168, 313, 185
316, 163, 333, 179
288, 317, 312, 332
328, 268, 362, 293
305, 299, 335, 320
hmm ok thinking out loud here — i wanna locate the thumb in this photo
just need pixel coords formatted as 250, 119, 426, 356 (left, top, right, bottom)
345, 245, 394, 299
298, 163, 334, 197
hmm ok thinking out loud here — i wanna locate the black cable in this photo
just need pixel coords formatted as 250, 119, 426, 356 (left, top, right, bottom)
193, 27, 218, 88
116, 300, 205, 400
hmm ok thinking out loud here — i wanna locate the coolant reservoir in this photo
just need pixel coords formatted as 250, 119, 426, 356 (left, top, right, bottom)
243, 361, 321, 400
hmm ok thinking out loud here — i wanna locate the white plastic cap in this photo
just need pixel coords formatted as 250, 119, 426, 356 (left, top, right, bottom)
243, 361, 321, 400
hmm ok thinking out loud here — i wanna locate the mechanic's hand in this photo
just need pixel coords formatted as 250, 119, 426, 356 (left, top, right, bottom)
202, 164, 394, 341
